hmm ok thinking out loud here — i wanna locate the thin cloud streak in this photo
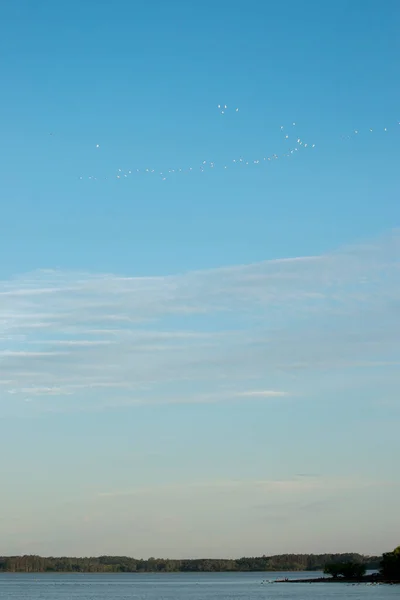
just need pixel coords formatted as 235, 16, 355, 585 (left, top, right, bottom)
235, 390, 288, 398
97, 476, 386, 499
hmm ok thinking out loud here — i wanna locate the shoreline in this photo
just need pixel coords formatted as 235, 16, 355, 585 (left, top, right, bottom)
274, 576, 399, 585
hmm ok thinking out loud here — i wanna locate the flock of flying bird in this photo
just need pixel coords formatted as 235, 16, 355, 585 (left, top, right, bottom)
77, 105, 400, 183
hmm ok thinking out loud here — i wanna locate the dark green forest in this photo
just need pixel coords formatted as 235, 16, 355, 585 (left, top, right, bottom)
0, 553, 381, 573
322, 546, 400, 582
380, 547, 400, 580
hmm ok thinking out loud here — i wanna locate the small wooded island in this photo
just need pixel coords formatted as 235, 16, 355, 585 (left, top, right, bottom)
278, 546, 400, 585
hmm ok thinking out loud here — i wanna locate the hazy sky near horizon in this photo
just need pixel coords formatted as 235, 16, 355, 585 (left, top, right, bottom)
0, 0, 399, 558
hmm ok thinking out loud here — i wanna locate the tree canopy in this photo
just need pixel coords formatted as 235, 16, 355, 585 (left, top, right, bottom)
324, 561, 366, 579
380, 546, 400, 581
0, 553, 380, 573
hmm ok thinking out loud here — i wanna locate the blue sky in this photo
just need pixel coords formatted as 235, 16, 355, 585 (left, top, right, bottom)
0, 0, 399, 557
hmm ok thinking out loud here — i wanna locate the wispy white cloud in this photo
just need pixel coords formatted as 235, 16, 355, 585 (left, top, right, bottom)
234, 390, 288, 398
0, 229, 399, 412
97, 475, 384, 499
0, 350, 68, 357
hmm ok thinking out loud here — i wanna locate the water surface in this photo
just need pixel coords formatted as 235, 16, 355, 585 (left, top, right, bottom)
0, 571, 397, 600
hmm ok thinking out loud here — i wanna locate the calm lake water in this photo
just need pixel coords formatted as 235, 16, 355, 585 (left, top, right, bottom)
0, 572, 397, 600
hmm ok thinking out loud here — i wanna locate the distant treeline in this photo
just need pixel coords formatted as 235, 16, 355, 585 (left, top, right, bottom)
0, 553, 381, 573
